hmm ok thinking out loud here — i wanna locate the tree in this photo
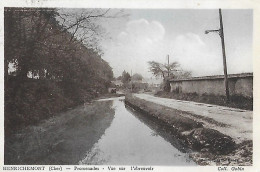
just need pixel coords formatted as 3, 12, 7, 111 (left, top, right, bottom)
4, 8, 59, 80
132, 73, 143, 81
116, 76, 122, 80
121, 70, 131, 84
4, 8, 125, 81
4, 8, 117, 133
148, 60, 192, 91
56, 8, 127, 53
174, 70, 192, 79
148, 61, 191, 80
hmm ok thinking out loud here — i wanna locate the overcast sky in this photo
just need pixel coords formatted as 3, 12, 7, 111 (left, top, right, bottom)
99, 9, 253, 78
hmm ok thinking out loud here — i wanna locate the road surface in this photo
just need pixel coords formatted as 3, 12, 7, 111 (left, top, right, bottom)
134, 94, 252, 143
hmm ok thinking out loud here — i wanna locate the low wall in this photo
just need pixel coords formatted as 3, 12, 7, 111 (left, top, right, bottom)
170, 73, 253, 98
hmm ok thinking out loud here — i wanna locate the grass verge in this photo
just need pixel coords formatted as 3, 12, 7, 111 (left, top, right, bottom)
155, 91, 253, 110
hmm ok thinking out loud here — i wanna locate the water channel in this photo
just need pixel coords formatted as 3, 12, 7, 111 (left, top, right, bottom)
79, 97, 195, 165
5, 96, 196, 165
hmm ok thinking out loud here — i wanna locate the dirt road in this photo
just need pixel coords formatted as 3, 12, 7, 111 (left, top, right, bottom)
134, 94, 252, 143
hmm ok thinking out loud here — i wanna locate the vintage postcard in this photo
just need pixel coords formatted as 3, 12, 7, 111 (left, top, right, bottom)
0, 0, 259, 172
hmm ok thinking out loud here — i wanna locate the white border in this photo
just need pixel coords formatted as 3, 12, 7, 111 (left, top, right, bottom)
0, 0, 259, 172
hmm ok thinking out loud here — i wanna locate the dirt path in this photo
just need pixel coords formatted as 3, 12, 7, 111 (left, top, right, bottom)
134, 94, 252, 143
5, 100, 115, 165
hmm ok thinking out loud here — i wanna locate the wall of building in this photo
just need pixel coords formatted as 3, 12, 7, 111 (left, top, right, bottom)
170, 73, 253, 98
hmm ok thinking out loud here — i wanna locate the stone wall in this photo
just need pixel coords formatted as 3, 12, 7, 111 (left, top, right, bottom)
169, 73, 253, 98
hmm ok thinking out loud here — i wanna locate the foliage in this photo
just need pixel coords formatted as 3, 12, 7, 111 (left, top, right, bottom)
121, 70, 131, 84
4, 8, 115, 134
116, 76, 122, 80
148, 61, 192, 80
148, 60, 192, 92
132, 73, 143, 81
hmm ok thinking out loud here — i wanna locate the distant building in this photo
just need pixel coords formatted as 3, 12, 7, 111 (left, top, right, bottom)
112, 80, 123, 87
143, 77, 163, 89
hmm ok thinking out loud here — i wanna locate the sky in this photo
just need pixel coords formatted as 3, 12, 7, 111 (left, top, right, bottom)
100, 9, 253, 78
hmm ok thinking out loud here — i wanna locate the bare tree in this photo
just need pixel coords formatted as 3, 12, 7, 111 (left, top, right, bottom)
148, 60, 192, 91
56, 8, 127, 53
5, 8, 127, 80
148, 61, 191, 80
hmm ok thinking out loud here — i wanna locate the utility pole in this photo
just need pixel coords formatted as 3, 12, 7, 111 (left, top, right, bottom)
219, 9, 229, 102
205, 9, 230, 102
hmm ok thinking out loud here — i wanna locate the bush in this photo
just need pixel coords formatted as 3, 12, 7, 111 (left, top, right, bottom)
5, 78, 108, 135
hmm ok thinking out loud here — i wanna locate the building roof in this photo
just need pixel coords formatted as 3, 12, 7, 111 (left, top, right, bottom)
112, 80, 123, 85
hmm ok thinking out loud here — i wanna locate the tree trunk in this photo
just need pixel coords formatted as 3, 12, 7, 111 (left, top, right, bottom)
163, 79, 171, 92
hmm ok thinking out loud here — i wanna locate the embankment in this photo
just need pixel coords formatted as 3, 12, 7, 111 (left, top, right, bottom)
5, 77, 119, 137
125, 94, 235, 154
5, 100, 115, 165
125, 94, 252, 165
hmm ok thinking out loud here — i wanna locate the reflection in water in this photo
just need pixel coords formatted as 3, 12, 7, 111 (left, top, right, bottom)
125, 106, 191, 154
79, 98, 195, 165
4, 99, 116, 165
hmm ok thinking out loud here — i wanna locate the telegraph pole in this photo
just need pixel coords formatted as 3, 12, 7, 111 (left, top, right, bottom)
205, 9, 230, 102
219, 9, 229, 102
